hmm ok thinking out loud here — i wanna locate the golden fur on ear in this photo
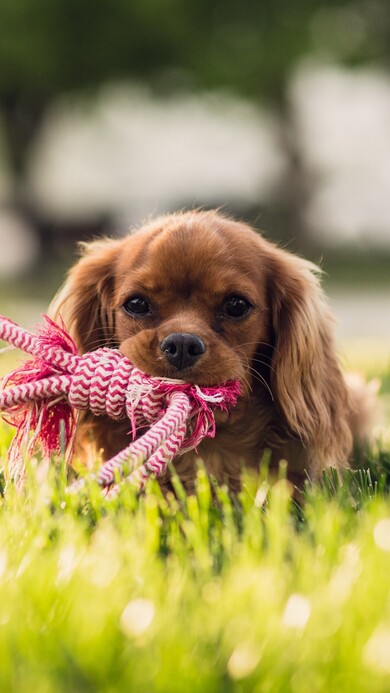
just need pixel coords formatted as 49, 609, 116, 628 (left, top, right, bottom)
264, 244, 352, 474
50, 238, 123, 353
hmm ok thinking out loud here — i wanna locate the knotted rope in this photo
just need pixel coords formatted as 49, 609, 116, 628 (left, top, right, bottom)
0, 316, 240, 496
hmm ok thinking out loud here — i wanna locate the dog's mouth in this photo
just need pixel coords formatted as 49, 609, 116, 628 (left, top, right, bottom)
148, 362, 231, 389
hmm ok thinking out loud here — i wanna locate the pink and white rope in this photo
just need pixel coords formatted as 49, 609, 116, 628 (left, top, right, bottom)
0, 315, 240, 494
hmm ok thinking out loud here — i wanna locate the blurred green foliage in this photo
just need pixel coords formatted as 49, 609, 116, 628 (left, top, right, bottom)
1, 0, 388, 98
0, 0, 389, 176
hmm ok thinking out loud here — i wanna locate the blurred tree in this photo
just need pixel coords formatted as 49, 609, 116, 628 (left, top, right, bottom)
174, 0, 390, 246
0, 0, 190, 221
0, 0, 388, 247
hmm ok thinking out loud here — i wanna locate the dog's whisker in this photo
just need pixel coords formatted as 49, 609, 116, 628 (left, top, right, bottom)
250, 358, 277, 376
234, 340, 274, 349
239, 352, 274, 401
233, 340, 281, 356
246, 369, 274, 401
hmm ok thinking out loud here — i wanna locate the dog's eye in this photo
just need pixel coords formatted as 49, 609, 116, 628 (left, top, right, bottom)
223, 296, 252, 319
123, 295, 151, 317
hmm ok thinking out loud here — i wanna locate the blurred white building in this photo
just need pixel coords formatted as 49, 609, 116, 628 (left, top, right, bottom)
292, 63, 390, 247
0, 61, 390, 279
26, 87, 284, 228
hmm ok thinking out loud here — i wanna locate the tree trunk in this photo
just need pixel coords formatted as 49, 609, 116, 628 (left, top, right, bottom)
0, 93, 52, 267
2, 92, 47, 177
1, 92, 48, 211
269, 88, 316, 255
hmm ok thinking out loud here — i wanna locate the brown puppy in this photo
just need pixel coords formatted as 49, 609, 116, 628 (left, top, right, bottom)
51, 210, 353, 493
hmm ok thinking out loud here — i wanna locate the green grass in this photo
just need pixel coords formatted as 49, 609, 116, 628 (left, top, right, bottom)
0, 440, 389, 691
0, 357, 389, 692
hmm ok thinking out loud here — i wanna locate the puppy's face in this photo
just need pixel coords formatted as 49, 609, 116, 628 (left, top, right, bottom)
113, 215, 270, 390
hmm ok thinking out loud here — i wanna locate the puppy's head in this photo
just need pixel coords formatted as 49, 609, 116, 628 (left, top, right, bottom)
52, 210, 351, 467
52, 212, 272, 391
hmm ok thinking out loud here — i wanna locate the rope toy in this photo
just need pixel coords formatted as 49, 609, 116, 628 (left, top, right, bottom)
0, 315, 240, 496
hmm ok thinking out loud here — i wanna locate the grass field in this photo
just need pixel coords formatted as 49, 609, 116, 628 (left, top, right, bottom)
0, 351, 389, 692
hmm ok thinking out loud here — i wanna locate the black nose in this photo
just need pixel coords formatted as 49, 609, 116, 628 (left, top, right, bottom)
160, 333, 206, 371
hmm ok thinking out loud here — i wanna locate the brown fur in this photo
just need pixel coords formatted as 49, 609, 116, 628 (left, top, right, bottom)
51, 210, 355, 493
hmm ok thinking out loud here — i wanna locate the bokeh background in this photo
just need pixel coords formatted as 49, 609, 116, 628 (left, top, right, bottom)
0, 0, 389, 371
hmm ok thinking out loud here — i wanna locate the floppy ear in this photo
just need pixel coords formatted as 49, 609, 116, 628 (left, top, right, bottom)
49, 237, 123, 353
265, 245, 352, 473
